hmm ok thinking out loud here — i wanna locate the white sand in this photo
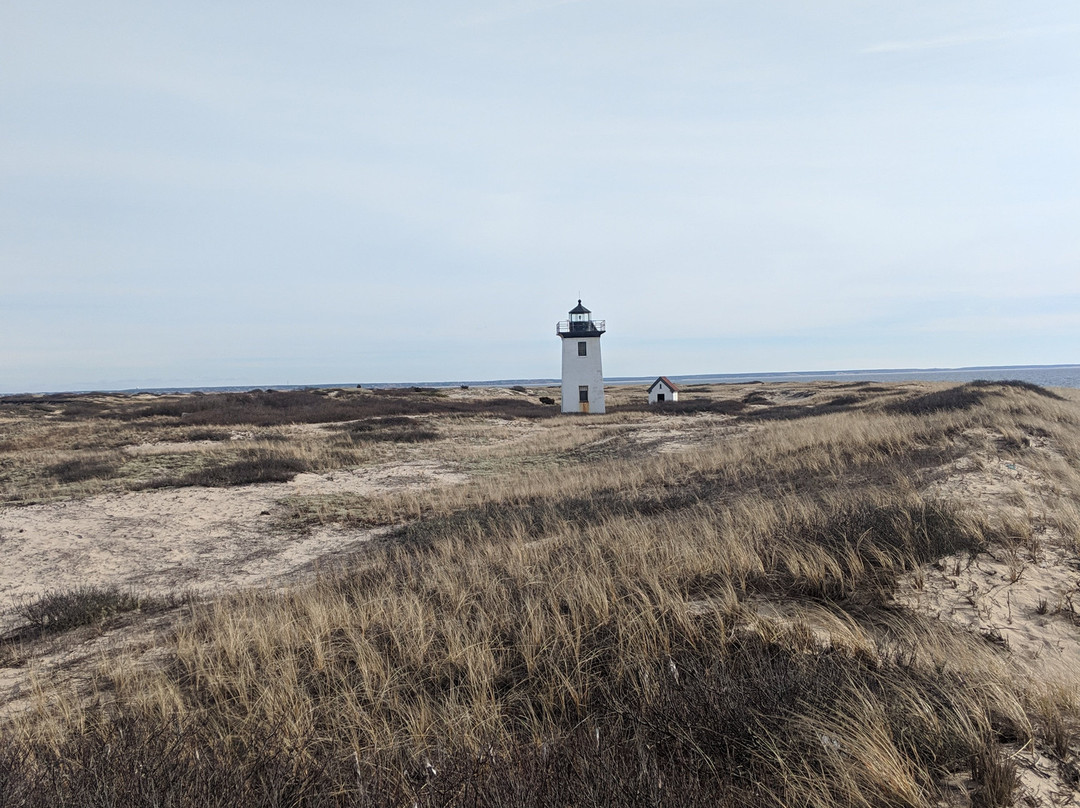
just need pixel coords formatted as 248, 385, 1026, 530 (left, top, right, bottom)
0, 460, 466, 634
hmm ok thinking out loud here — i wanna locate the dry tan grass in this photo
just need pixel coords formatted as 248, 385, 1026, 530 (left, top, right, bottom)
2, 381, 1080, 805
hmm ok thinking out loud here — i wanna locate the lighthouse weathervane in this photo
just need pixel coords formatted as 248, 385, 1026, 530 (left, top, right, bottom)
556, 300, 606, 414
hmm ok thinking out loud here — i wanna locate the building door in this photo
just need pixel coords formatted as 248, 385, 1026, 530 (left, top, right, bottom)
579, 385, 589, 413
657, 393, 665, 402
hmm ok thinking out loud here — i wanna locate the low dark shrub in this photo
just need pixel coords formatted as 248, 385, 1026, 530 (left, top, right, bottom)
887, 379, 1066, 417
733, 393, 864, 422
739, 405, 814, 422
137, 452, 311, 489
610, 399, 746, 416
47, 455, 120, 483
183, 428, 232, 442
970, 379, 1065, 400
885, 385, 987, 415
740, 400, 863, 422
15, 586, 163, 637
345, 418, 440, 443
0, 394, 109, 418
60, 400, 109, 419
470, 399, 558, 419
102, 389, 558, 426
511, 386, 528, 393
539, 396, 555, 405
179, 455, 309, 486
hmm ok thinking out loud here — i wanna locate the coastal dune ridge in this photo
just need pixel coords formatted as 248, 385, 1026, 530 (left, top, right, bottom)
2, 379, 1080, 805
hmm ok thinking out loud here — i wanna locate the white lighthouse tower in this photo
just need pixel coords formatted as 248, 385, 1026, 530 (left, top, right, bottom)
556, 300, 606, 414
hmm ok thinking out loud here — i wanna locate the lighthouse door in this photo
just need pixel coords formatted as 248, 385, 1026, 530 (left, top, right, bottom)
578, 385, 590, 413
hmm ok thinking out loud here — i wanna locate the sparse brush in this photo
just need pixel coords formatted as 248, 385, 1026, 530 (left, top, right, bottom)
342, 417, 440, 443
2, 381, 1079, 805
180, 427, 233, 442
148, 449, 311, 487
46, 452, 123, 483
13, 585, 179, 638
110, 388, 559, 426
277, 492, 404, 530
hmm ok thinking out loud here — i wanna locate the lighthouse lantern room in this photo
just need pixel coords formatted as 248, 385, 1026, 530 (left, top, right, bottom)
556, 300, 606, 414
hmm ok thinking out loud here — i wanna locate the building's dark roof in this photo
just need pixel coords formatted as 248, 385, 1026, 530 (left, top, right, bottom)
648, 376, 680, 392
569, 299, 591, 315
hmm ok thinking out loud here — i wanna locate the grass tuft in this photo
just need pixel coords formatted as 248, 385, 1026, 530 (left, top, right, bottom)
14, 585, 173, 638
969, 741, 1020, 808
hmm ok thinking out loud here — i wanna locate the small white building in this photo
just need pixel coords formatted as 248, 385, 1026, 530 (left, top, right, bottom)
556, 300, 606, 414
648, 376, 679, 404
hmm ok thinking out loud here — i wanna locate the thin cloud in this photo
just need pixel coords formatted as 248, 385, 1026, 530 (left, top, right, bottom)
462, 0, 592, 27
912, 312, 1080, 335
862, 24, 1075, 54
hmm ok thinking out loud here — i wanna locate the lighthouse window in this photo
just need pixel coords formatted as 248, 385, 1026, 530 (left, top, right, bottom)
579, 386, 589, 403
577, 341, 587, 356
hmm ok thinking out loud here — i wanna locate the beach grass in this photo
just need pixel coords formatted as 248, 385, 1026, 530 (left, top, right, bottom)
1, 380, 1079, 805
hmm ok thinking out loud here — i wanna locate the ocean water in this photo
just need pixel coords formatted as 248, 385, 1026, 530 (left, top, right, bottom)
56, 364, 1080, 396
652, 364, 1080, 390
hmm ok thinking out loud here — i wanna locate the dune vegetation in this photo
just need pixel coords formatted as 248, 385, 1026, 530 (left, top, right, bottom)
1, 381, 1079, 806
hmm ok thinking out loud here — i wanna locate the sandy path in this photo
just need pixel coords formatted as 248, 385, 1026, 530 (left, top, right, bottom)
0, 461, 466, 633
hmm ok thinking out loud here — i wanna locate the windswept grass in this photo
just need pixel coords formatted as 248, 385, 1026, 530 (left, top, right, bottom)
970, 379, 1067, 400
2, 381, 1079, 805
884, 379, 1066, 416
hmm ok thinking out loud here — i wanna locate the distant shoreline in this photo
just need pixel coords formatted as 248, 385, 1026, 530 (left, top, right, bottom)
5, 363, 1079, 396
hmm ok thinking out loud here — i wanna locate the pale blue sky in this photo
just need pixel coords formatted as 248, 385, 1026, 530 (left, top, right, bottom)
2, 1, 1078, 392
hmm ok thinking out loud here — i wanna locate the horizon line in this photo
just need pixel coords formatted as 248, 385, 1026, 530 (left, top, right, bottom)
4, 363, 1079, 397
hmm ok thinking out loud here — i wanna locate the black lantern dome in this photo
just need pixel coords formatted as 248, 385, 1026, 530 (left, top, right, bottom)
556, 300, 606, 338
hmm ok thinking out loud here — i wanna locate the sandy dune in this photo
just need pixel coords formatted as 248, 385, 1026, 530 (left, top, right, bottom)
2, 387, 1079, 804
0, 461, 466, 634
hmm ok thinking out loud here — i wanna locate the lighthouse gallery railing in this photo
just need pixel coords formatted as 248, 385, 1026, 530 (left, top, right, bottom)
556, 320, 606, 336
